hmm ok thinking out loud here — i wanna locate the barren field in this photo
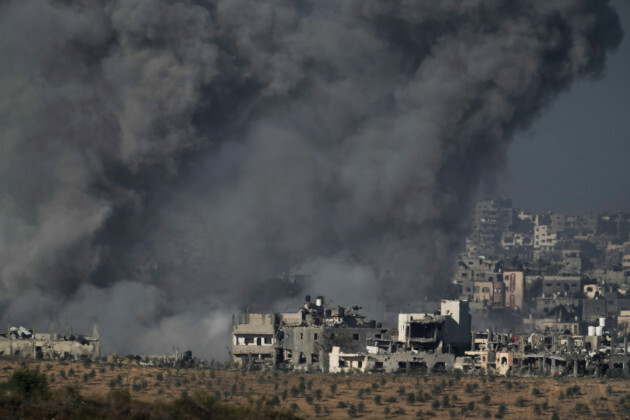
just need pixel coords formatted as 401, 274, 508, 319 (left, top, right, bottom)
1, 359, 629, 419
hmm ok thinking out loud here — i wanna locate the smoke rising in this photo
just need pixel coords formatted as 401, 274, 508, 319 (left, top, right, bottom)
0, 0, 622, 358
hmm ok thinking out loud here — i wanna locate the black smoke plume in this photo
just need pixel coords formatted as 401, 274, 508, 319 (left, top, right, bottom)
0, 0, 622, 357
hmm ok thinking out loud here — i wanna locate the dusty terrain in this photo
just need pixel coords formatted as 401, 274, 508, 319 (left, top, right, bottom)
1, 359, 629, 419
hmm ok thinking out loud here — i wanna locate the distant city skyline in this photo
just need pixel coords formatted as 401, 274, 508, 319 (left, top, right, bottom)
502, 0, 630, 215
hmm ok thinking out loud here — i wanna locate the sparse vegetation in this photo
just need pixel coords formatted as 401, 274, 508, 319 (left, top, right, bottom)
0, 360, 627, 419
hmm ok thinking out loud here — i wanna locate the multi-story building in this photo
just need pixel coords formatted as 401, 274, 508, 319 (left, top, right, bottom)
502, 271, 525, 312
232, 297, 471, 373
534, 224, 557, 251
231, 313, 280, 367
541, 276, 582, 297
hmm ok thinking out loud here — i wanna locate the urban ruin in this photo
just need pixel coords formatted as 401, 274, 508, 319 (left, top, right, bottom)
0, 323, 100, 360
233, 294, 630, 377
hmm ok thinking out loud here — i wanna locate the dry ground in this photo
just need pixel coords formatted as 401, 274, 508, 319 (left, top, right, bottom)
1, 359, 629, 419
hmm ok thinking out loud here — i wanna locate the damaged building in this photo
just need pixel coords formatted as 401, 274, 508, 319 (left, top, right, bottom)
0, 323, 100, 360
232, 296, 630, 377
358, 300, 471, 374
232, 297, 471, 374
232, 313, 280, 366
232, 296, 386, 371
463, 317, 630, 378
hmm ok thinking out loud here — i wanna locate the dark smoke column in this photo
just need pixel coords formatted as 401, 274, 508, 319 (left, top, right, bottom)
0, 0, 622, 358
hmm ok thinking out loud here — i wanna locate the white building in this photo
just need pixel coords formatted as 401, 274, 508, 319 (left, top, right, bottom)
534, 224, 557, 251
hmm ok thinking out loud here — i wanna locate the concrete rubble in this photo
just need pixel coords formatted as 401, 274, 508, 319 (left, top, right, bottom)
0, 323, 100, 360
233, 296, 630, 377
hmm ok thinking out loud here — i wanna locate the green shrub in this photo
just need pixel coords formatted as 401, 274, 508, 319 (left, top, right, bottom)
574, 402, 589, 414
566, 385, 581, 397
4, 365, 50, 399
533, 404, 541, 415
495, 403, 507, 418
482, 392, 491, 405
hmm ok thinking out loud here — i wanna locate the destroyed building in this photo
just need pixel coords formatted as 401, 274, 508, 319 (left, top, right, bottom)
464, 317, 630, 378
232, 296, 385, 371
232, 295, 630, 377
0, 323, 100, 360
232, 297, 471, 374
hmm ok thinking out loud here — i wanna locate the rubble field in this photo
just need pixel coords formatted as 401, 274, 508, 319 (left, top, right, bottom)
1, 359, 629, 419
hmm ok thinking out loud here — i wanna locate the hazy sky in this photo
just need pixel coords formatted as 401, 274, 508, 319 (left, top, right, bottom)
503, 0, 630, 214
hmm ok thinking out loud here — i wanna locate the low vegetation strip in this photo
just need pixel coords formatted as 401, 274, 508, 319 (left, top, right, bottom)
1, 359, 630, 419
0, 364, 300, 420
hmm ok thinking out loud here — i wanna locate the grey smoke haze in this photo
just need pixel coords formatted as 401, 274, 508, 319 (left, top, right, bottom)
0, 0, 622, 358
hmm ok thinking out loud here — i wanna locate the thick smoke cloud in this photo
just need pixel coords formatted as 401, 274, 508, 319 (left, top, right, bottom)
0, 0, 622, 358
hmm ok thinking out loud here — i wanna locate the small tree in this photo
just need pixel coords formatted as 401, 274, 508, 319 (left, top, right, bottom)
357, 401, 365, 413
406, 393, 416, 405
5, 366, 50, 399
